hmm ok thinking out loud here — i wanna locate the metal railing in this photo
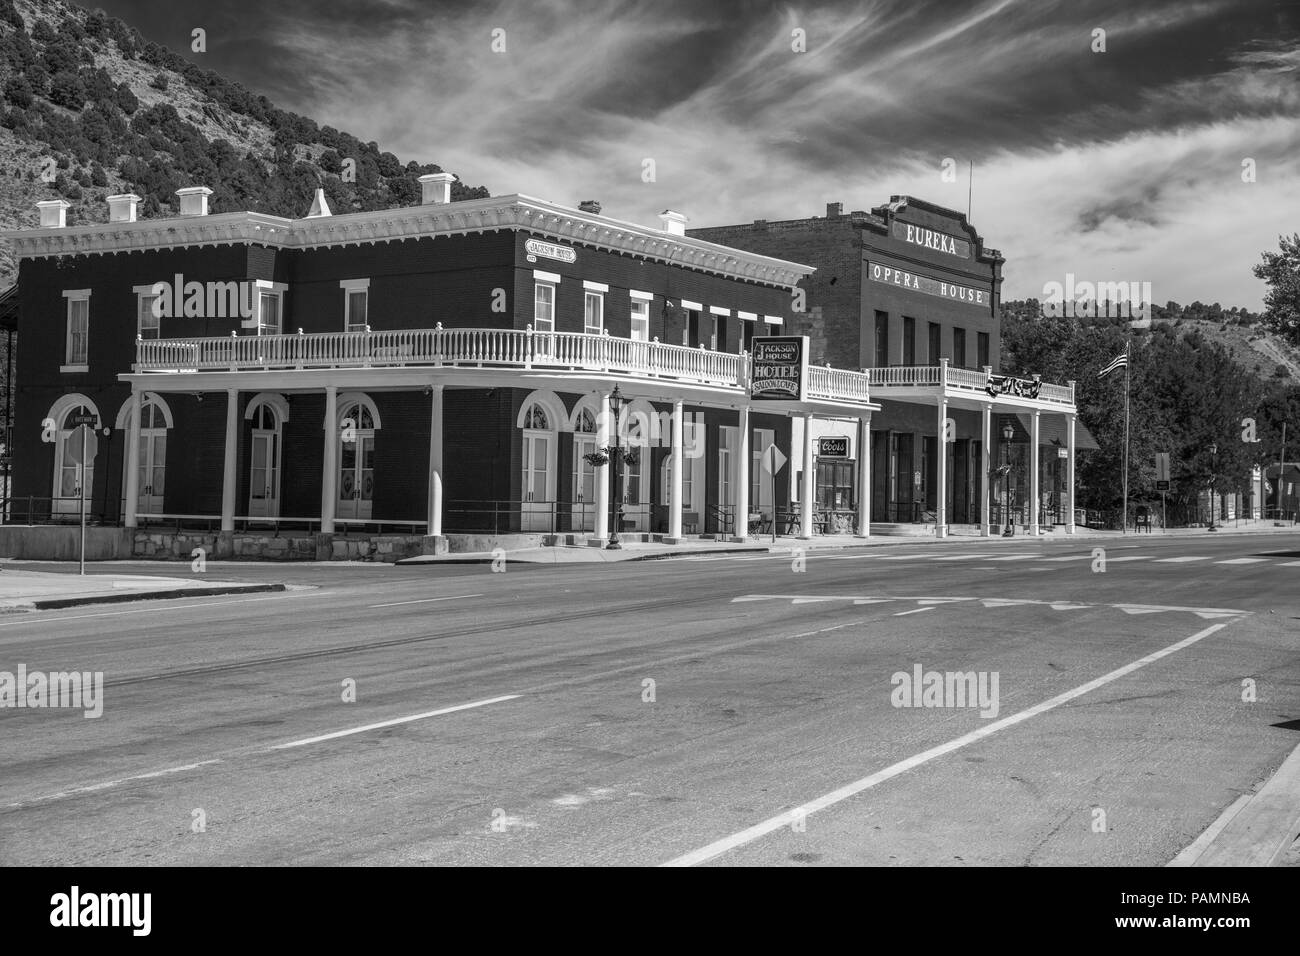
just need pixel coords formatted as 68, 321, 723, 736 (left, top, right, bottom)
866, 362, 1075, 406
135, 326, 878, 406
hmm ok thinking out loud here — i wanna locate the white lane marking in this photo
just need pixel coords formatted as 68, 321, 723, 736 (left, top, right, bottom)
368, 593, 484, 609
932, 554, 999, 561
0, 592, 314, 628
874, 555, 929, 561
1103, 556, 1153, 563
1041, 555, 1097, 562
1281, 561, 1300, 567
661, 621, 1235, 867
893, 607, 933, 616
7, 759, 223, 808
984, 555, 1039, 561
271, 694, 521, 750
1213, 558, 1269, 565
1155, 556, 1212, 563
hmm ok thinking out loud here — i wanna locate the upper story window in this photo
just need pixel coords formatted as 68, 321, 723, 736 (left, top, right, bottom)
62, 289, 90, 372
630, 295, 651, 342
977, 331, 990, 369
133, 285, 160, 340
709, 307, 729, 351
903, 316, 916, 365
254, 281, 287, 336
953, 327, 967, 368
680, 300, 703, 347
928, 321, 942, 365
874, 311, 889, 368
583, 282, 606, 336
533, 270, 560, 333
340, 278, 370, 333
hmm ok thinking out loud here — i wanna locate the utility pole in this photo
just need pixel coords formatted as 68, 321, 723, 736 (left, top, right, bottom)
1279, 421, 1288, 523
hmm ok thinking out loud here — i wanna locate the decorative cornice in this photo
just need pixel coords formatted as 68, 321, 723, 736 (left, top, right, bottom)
0, 195, 815, 289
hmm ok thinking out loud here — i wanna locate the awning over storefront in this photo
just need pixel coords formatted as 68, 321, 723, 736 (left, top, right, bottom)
1002, 413, 1101, 451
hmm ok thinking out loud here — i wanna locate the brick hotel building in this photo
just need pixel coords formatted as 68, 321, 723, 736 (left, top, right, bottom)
692, 198, 1097, 535
0, 179, 1086, 560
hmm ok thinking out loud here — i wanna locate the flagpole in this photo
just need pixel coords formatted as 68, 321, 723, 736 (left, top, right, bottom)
1122, 339, 1130, 534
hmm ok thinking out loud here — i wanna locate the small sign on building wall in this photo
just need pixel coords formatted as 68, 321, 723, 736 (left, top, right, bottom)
818, 437, 849, 457
525, 239, 577, 264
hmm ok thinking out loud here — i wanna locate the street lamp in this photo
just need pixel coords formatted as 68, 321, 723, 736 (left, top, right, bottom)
607, 384, 624, 550
1002, 422, 1015, 537
1208, 441, 1218, 532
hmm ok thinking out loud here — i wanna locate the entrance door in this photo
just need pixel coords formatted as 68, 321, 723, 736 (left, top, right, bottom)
248, 403, 280, 518
338, 435, 374, 520
137, 428, 166, 516
872, 430, 888, 522
572, 433, 597, 532
522, 431, 552, 531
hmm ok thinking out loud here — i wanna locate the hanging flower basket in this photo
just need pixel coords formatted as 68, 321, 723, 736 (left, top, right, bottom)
583, 446, 637, 467
583, 451, 611, 467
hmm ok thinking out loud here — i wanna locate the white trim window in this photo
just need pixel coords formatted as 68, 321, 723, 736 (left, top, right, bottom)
253, 280, 287, 336
62, 289, 90, 372
133, 284, 160, 340
583, 290, 604, 335
630, 298, 650, 342
340, 278, 370, 333
534, 279, 557, 333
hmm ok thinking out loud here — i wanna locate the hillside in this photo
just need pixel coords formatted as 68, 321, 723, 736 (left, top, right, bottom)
0, 0, 491, 291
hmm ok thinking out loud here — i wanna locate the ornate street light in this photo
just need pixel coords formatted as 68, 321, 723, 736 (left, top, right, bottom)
1208, 441, 1218, 531
1002, 422, 1015, 537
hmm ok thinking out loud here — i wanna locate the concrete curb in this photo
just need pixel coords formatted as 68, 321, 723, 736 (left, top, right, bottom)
23, 583, 286, 611
396, 546, 772, 565
1168, 739, 1300, 867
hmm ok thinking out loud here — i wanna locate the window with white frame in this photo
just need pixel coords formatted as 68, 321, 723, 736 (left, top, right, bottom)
630, 293, 651, 341
133, 285, 160, 340
534, 281, 556, 332
62, 290, 90, 370
584, 291, 603, 335
340, 278, 370, 333
253, 281, 286, 336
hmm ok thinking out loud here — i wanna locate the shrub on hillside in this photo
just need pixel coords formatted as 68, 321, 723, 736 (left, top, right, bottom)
48, 70, 87, 110
150, 73, 168, 91
4, 75, 34, 109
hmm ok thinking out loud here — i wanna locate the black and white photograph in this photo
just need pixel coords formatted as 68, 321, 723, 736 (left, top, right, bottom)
0, 0, 1297, 925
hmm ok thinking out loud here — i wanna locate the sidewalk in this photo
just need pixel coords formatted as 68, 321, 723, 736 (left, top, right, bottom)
398, 523, 1300, 565
1170, 738, 1300, 867
0, 568, 285, 611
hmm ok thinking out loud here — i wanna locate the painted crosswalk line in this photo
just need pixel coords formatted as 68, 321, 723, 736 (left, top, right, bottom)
1213, 557, 1269, 564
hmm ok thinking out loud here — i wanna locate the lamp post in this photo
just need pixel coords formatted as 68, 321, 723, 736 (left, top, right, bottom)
1002, 422, 1015, 537
607, 384, 624, 550
1208, 441, 1218, 531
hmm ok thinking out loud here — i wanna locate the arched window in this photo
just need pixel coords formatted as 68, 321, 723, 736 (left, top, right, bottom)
116, 393, 174, 519
522, 403, 549, 430
49, 394, 101, 516
575, 406, 596, 434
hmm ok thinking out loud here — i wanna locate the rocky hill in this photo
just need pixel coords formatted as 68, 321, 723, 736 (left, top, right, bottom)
0, 0, 491, 290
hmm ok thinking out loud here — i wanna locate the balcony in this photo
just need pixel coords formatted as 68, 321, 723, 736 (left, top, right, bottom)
134, 326, 877, 407
867, 363, 1075, 406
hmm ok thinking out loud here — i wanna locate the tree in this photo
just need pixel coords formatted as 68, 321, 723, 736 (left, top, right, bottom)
4, 75, 33, 109
48, 71, 87, 110
1253, 234, 1300, 348
115, 83, 139, 114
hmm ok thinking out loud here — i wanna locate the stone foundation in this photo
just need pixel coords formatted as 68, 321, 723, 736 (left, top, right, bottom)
130, 531, 426, 563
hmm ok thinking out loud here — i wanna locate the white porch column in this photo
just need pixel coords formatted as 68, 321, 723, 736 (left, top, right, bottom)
427, 385, 444, 537
321, 385, 338, 534
936, 398, 948, 538
123, 388, 143, 529
668, 399, 684, 541
980, 403, 992, 537
733, 404, 750, 540
1029, 410, 1041, 535
221, 388, 238, 533
594, 391, 611, 541
1066, 413, 1077, 534
799, 412, 814, 540
856, 415, 871, 537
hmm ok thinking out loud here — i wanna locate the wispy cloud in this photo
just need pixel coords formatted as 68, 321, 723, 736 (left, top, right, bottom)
94, 0, 1300, 306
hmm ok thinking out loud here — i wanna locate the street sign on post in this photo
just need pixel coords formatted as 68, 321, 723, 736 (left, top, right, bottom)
760, 445, 787, 544
1155, 452, 1170, 482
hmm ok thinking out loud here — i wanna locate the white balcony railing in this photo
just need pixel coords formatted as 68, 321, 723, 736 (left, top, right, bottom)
866, 361, 1075, 406
135, 326, 875, 406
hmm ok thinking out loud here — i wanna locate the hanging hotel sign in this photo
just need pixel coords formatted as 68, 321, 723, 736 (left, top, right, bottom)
891, 222, 971, 258
985, 373, 1042, 399
525, 239, 577, 264
818, 436, 849, 457
868, 263, 987, 307
750, 336, 808, 402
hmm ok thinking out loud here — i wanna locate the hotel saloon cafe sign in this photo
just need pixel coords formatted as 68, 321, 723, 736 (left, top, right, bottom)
751, 336, 809, 401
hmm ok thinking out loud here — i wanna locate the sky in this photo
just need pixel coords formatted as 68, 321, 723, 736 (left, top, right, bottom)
87, 0, 1300, 310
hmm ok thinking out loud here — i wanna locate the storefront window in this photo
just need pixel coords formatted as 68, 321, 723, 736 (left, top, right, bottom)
816, 459, 854, 512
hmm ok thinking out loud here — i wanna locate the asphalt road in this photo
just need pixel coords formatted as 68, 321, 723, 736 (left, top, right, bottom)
1, 532, 1298, 866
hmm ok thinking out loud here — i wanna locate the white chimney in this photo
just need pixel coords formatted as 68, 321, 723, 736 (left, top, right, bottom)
175, 186, 213, 217
306, 187, 332, 218
36, 199, 71, 228
418, 172, 456, 205
107, 193, 142, 223
659, 209, 688, 236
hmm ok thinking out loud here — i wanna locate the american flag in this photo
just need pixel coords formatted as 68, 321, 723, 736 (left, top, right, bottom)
1098, 348, 1129, 379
